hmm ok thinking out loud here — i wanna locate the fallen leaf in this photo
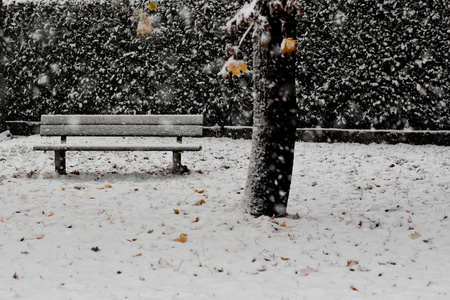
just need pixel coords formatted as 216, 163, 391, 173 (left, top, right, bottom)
91, 246, 100, 252
48, 212, 54, 217
195, 189, 205, 194
36, 234, 45, 240
299, 265, 319, 276
410, 231, 422, 239
281, 38, 297, 56
97, 184, 113, 190
133, 253, 142, 257
174, 209, 180, 215
148, 229, 154, 234
281, 257, 290, 261
174, 233, 188, 243
280, 221, 287, 227
346, 260, 359, 267
351, 285, 358, 291
194, 199, 206, 206
90, 197, 96, 199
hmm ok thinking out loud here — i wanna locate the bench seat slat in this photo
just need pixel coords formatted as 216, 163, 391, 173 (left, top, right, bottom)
41, 115, 203, 125
40, 125, 203, 137
33, 144, 202, 152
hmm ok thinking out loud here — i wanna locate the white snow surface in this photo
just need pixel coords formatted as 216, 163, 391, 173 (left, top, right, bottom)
1, 135, 450, 299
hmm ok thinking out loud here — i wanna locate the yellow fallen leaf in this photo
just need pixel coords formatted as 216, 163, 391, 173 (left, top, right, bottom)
281, 257, 290, 261
90, 197, 96, 199
62, 187, 66, 191
174, 209, 180, 215
410, 231, 421, 239
133, 253, 142, 257
174, 234, 188, 243
280, 38, 297, 56
280, 221, 287, 227
195, 189, 205, 194
48, 212, 54, 217
97, 184, 113, 190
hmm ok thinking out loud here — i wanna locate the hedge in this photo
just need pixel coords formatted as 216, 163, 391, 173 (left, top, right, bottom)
2, 0, 449, 129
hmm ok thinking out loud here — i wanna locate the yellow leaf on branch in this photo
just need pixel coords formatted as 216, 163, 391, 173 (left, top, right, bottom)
147, 2, 157, 11
137, 17, 153, 35
280, 38, 297, 56
227, 59, 248, 77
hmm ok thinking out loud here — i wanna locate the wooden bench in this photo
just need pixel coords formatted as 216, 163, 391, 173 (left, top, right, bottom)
33, 115, 203, 174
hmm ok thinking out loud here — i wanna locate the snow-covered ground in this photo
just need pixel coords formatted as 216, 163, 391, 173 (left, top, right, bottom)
1, 135, 449, 299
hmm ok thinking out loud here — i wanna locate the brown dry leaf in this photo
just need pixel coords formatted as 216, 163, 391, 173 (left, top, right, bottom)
137, 17, 153, 35
48, 212, 54, 217
299, 265, 319, 276
36, 234, 45, 240
227, 60, 248, 77
195, 189, 205, 194
194, 199, 206, 206
61, 187, 66, 191
280, 221, 287, 227
346, 260, 359, 267
351, 285, 359, 291
98, 184, 113, 190
174, 209, 180, 215
174, 234, 188, 243
133, 253, 143, 257
280, 38, 297, 56
281, 257, 290, 261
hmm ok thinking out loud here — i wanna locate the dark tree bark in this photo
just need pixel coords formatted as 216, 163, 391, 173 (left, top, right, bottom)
0, 0, 7, 133
244, 2, 298, 216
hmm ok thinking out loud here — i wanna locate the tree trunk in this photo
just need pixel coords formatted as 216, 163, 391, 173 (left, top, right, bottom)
0, 0, 7, 133
244, 3, 298, 217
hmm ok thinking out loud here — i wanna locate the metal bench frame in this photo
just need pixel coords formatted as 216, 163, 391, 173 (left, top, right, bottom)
33, 115, 203, 174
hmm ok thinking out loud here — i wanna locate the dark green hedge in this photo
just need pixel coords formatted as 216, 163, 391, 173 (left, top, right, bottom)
3, 0, 253, 126
297, 1, 450, 129
2, 0, 449, 129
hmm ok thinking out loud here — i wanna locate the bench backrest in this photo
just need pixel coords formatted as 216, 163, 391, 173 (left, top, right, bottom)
40, 115, 203, 137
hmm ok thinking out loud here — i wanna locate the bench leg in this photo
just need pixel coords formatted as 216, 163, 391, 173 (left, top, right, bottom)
173, 151, 181, 173
55, 150, 67, 175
